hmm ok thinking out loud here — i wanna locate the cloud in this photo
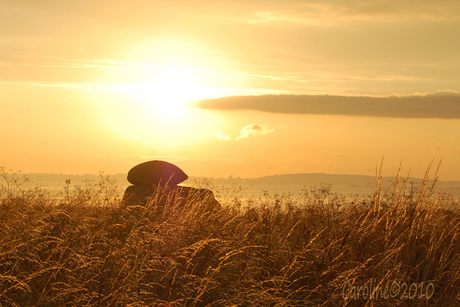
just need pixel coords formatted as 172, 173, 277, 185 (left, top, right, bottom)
247, 2, 459, 26
216, 124, 284, 141
216, 131, 231, 141
195, 91, 460, 119
236, 124, 277, 140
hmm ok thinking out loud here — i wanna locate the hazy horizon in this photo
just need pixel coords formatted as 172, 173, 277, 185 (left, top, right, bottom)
4, 169, 460, 201
5, 168, 460, 189
2, 1, 460, 181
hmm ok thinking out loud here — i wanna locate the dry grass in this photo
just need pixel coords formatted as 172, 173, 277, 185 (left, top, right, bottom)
1, 164, 460, 306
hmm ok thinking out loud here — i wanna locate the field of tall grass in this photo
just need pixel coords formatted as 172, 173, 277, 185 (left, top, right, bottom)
1, 163, 460, 306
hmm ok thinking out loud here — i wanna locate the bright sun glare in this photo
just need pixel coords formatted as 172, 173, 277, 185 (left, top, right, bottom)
117, 74, 196, 121
106, 39, 242, 124
98, 39, 238, 147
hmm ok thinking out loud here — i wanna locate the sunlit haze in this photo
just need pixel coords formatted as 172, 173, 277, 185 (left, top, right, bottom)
2, 0, 460, 181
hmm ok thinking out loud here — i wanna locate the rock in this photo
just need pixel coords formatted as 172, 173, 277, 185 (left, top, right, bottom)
121, 184, 220, 216
127, 160, 188, 187
122, 185, 162, 208
121, 161, 220, 216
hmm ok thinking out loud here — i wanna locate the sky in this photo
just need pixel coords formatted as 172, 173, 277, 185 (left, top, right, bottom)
1, 0, 460, 181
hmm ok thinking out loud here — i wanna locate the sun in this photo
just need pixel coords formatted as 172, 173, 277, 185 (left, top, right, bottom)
109, 70, 203, 114
102, 71, 226, 146
136, 74, 196, 120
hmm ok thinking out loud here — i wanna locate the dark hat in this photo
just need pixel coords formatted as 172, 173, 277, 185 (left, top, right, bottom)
127, 160, 188, 187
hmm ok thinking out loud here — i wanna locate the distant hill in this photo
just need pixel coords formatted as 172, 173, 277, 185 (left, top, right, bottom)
190, 173, 460, 190
2, 172, 460, 191
250, 173, 377, 187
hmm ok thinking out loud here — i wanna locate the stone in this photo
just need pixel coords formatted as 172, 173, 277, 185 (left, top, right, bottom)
121, 161, 220, 216
127, 160, 188, 187
122, 185, 219, 207
121, 184, 220, 219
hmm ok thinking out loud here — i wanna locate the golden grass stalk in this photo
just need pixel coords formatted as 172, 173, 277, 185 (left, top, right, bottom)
0, 165, 459, 306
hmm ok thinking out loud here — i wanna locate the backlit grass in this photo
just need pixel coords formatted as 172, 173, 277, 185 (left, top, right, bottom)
1, 164, 460, 306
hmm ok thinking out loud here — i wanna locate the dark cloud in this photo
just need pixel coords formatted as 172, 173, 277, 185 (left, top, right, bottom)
195, 92, 460, 119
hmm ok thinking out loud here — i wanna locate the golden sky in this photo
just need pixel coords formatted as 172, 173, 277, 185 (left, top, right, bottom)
2, 0, 460, 180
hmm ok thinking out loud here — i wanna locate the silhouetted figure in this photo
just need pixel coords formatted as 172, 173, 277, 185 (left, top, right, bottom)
122, 160, 219, 215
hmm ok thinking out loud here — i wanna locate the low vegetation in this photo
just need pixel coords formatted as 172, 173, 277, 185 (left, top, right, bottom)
1, 164, 460, 306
